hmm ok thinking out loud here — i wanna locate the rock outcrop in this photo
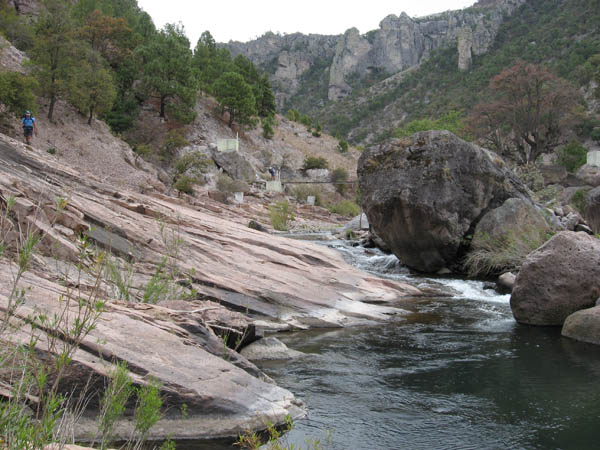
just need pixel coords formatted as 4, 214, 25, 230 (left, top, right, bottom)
357, 131, 530, 273
585, 186, 600, 233
228, 1, 526, 105
510, 231, 600, 326
0, 132, 422, 441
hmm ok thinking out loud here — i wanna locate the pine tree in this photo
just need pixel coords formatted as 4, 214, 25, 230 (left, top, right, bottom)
137, 23, 197, 120
213, 72, 256, 127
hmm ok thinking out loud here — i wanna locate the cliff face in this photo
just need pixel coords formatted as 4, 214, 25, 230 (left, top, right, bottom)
227, 0, 526, 107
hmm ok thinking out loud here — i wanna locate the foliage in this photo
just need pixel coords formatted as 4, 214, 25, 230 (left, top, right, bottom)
68, 48, 117, 125
173, 151, 212, 177
213, 71, 257, 127
289, 185, 324, 206
591, 128, 600, 143
515, 164, 545, 192
470, 61, 579, 165
302, 156, 329, 170
237, 414, 326, 450
337, 139, 349, 154
96, 361, 133, 449
0, 1, 35, 50
161, 128, 188, 160
269, 200, 295, 231
556, 141, 588, 173
216, 173, 249, 193
464, 226, 553, 276
394, 111, 469, 139
331, 167, 348, 195
262, 114, 275, 139
328, 200, 361, 217
173, 175, 195, 194
571, 189, 588, 214
30, 0, 77, 121
136, 22, 197, 120
0, 72, 38, 121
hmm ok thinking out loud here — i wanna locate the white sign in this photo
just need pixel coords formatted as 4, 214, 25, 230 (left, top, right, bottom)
587, 151, 600, 167
233, 192, 244, 204
307, 196, 316, 206
217, 139, 239, 152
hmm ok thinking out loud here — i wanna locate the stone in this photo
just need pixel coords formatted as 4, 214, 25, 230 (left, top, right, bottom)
510, 231, 600, 326
539, 165, 568, 185
240, 337, 306, 361
358, 131, 530, 273
562, 306, 600, 346
457, 27, 473, 71
576, 164, 600, 187
585, 186, 600, 233
211, 149, 256, 181
472, 198, 552, 252
497, 272, 516, 294
248, 219, 268, 232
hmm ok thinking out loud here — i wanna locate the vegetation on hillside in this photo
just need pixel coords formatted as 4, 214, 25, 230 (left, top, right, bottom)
0, 0, 276, 152
315, 0, 600, 147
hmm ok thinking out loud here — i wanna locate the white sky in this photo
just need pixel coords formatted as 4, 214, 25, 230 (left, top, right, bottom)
136, 0, 477, 45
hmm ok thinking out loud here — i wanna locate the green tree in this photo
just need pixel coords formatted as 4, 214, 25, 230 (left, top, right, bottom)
255, 74, 276, 118
137, 22, 197, 120
213, 71, 256, 127
68, 49, 116, 125
0, 72, 38, 120
30, 0, 76, 121
337, 138, 349, 153
262, 114, 275, 139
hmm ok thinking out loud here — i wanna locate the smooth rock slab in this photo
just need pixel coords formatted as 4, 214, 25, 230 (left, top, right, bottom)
562, 306, 600, 345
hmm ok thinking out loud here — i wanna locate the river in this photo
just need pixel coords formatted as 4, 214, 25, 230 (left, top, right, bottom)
257, 240, 600, 450
178, 239, 600, 450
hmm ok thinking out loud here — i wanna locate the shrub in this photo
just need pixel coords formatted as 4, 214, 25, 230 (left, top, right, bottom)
269, 200, 294, 231
161, 128, 188, 160
557, 141, 588, 173
464, 226, 553, 277
0, 72, 38, 121
331, 167, 348, 195
289, 185, 324, 206
591, 128, 600, 144
329, 200, 361, 217
571, 189, 588, 214
174, 152, 212, 176
216, 173, 249, 193
173, 175, 195, 194
302, 156, 329, 170
262, 115, 275, 139
337, 139, 349, 153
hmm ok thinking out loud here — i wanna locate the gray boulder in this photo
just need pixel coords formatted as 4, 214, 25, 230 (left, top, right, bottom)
539, 165, 568, 186
472, 198, 552, 250
211, 149, 256, 181
240, 337, 305, 361
562, 306, 600, 346
510, 231, 600, 326
585, 186, 600, 233
357, 131, 530, 273
497, 272, 516, 294
576, 164, 600, 187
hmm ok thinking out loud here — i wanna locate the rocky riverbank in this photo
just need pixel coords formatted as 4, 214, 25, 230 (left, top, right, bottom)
0, 132, 422, 442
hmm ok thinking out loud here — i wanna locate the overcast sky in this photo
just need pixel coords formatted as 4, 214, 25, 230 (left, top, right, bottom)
136, 0, 477, 46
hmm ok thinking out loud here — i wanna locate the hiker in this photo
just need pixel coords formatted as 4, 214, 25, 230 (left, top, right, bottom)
21, 110, 37, 144
269, 167, 275, 180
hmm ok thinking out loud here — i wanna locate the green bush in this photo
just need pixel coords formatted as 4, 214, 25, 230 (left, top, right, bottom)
394, 111, 469, 140
174, 151, 212, 176
571, 189, 588, 214
557, 141, 588, 173
262, 114, 275, 139
173, 175, 195, 194
591, 128, 600, 143
0, 72, 38, 120
329, 200, 361, 217
337, 139, 349, 153
302, 156, 329, 170
331, 167, 348, 195
269, 200, 294, 231
161, 128, 188, 160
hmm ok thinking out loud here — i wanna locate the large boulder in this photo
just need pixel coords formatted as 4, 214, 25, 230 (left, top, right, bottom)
211, 149, 256, 181
562, 306, 600, 345
585, 186, 600, 233
576, 164, 600, 187
510, 231, 600, 326
357, 131, 530, 272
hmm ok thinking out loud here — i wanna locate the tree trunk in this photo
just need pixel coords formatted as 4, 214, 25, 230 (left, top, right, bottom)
160, 95, 166, 118
87, 105, 94, 125
48, 94, 56, 122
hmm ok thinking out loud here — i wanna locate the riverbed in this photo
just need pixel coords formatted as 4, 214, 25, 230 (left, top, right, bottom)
178, 239, 600, 450
259, 241, 600, 450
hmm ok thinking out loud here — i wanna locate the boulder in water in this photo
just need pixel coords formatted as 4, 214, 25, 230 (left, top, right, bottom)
562, 306, 600, 345
510, 231, 600, 326
357, 131, 530, 273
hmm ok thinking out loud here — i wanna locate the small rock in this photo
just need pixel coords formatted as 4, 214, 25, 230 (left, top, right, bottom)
497, 272, 516, 294
248, 220, 267, 232
240, 337, 305, 361
575, 223, 594, 234
562, 306, 600, 346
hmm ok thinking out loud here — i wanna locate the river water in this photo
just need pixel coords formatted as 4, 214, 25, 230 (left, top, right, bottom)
256, 240, 600, 450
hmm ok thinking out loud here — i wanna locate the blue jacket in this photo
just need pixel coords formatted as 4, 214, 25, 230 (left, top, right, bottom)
22, 116, 35, 127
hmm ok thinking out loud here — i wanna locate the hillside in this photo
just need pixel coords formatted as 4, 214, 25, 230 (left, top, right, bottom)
317, 0, 600, 145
